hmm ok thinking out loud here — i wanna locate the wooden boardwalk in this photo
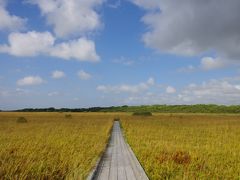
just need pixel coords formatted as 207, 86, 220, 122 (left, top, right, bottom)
89, 121, 149, 180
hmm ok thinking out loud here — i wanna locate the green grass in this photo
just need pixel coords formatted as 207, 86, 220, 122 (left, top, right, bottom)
0, 112, 113, 179
121, 114, 240, 179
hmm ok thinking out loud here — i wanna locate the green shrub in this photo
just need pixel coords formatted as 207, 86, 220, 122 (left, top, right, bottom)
132, 112, 152, 116
17, 117, 28, 123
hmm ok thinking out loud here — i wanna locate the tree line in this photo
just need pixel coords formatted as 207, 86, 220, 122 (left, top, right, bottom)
6, 104, 240, 113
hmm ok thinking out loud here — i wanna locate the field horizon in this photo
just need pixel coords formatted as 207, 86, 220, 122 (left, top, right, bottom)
2, 104, 240, 114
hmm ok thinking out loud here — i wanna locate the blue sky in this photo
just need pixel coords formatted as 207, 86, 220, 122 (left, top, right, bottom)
1, 0, 240, 110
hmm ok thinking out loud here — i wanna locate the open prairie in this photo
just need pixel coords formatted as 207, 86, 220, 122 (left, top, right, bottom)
121, 114, 240, 179
0, 112, 113, 179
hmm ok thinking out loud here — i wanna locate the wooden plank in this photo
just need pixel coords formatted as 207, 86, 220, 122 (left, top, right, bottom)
109, 123, 118, 180
117, 126, 127, 180
92, 121, 149, 180
97, 145, 112, 179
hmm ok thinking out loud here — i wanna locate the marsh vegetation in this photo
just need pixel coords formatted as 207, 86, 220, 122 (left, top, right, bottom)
0, 112, 113, 179
121, 114, 240, 179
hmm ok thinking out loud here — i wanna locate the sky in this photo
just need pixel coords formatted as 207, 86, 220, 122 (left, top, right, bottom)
1, 0, 240, 110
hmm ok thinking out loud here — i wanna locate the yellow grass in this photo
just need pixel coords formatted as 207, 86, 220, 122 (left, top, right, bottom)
2, 112, 240, 179
0, 112, 113, 179
121, 114, 240, 179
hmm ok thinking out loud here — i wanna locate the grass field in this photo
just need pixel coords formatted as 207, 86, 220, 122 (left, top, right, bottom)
0, 112, 113, 179
1, 112, 240, 179
121, 114, 240, 179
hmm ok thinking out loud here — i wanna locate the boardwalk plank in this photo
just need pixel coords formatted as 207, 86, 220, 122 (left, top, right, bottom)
92, 121, 149, 180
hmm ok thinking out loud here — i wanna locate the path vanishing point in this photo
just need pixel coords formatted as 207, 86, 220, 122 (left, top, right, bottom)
88, 121, 149, 180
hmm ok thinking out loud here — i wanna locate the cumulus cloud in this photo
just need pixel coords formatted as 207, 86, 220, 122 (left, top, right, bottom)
132, 0, 240, 61
51, 70, 65, 79
178, 56, 235, 73
28, 0, 104, 38
77, 70, 92, 80
166, 86, 176, 94
0, 31, 54, 56
97, 75, 240, 105
200, 57, 227, 70
120, 78, 240, 105
97, 77, 155, 94
178, 79, 240, 104
17, 76, 44, 86
0, 31, 100, 61
178, 56, 240, 73
50, 38, 99, 61
0, 0, 26, 31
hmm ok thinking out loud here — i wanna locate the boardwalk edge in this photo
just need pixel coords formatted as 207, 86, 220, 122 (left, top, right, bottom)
120, 122, 149, 180
87, 121, 114, 180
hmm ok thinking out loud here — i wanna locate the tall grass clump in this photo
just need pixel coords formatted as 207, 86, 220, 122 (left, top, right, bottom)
16, 117, 28, 123
65, 114, 72, 119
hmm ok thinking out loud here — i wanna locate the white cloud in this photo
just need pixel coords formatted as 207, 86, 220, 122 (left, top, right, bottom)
96, 85, 108, 92
132, 0, 240, 61
17, 76, 44, 86
178, 56, 235, 73
50, 38, 99, 61
147, 77, 155, 86
48, 91, 59, 96
0, 0, 26, 31
131, 0, 159, 9
51, 70, 65, 79
77, 70, 92, 80
0, 31, 100, 62
166, 86, 176, 94
178, 78, 240, 104
98, 75, 240, 105
113, 56, 135, 66
28, 0, 104, 38
0, 88, 30, 98
120, 78, 240, 105
200, 57, 227, 70
108, 0, 121, 9
97, 78, 155, 94
0, 31, 54, 56
15, 88, 30, 95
